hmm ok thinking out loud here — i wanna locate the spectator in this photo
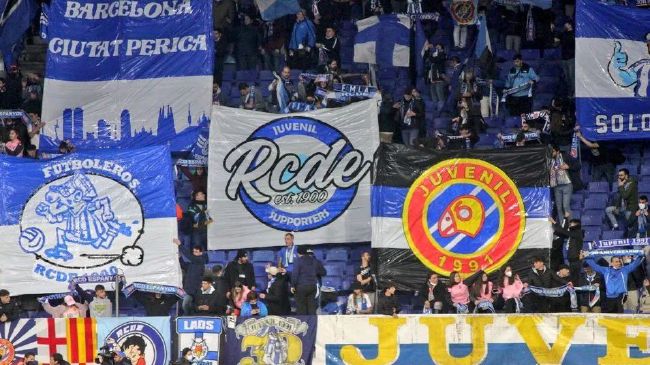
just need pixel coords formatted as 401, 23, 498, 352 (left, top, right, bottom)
194, 277, 220, 315
320, 59, 341, 82
501, 6, 523, 54
316, 26, 340, 65
577, 262, 602, 313
268, 67, 298, 111
226, 281, 250, 316
458, 124, 480, 149
424, 43, 447, 112
210, 265, 229, 314
0, 78, 8, 108
0, 289, 20, 323
259, 266, 291, 315
499, 266, 524, 313
50, 354, 70, 365
555, 21, 575, 96
291, 245, 326, 315
419, 272, 447, 314
471, 272, 495, 312
376, 282, 400, 316
235, 14, 262, 70
174, 238, 207, 315
241, 291, 268, 317
224, 249, 256, 290
629, 195, 649, 238
378, 91, 395, 143
111, 352, 130, 365
458, 70, 480, 104
5, 64, 23, 109
355, 251, 375, 298
453, 22, 468, 49
550, 217, 584, 284
179, 349, 192, 365
278, 232, 298, 274
3, 128, 24, 157
212, 82, 229, 106
74, 284, 113, 317
606, 168, 638, 230
212, 0, 235, 35
582, 253, 644, 313
346, 282, 373, 314
16, 353, 36, 365
21, 90, 41, 117
549, 264, 573, 312
214, 29, 228, 83
550, 144, 581, 223
393, 87, 422, 146
239, 83, 263, 111
575, 128, 624, 185
133, 292, 178, 317
549, 98, 575, 148
624, 259, 646, 313
185, 190, 212, 250
447, 270, 483, 313
43, 295, 88, 318
504, 54, 539, 116
288, 10, 316, 70
526, 257, 567, 313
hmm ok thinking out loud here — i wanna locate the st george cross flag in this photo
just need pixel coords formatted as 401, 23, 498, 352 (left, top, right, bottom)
354, 14, 411, 67
36, 318, 97, 365
575, 0, 650, 141
256, 0, 301, 21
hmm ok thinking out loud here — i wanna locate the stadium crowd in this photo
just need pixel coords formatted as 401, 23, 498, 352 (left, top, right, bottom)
1, 0, 650, 326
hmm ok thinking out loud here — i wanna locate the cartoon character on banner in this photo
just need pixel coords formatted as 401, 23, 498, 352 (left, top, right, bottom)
18, 172, 145, 270
105, 322, 167, 365
239, 327, 303, 365
608, 33, 650, 97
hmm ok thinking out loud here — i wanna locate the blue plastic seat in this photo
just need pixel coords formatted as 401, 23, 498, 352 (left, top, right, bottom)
588, 182, 610, 194
252, 250, 276, 263
326, 248, 349, 262
601, 230, 624, 240
207, 251, 226, 263
322, 276, 343, 290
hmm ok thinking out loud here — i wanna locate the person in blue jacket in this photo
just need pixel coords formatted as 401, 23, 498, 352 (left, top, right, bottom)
504, 54, 539, 116
288, 10, 316, 70
240, 291, 268, 317
582, 251, 645, 313
278, 232, 298, 275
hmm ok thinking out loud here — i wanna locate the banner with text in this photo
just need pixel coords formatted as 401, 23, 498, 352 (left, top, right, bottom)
176, 317, 223, 365
208, 100, 380, 249
40, 0, 213, 152
315, 314, 650, 364
372, 144, 551, 290
0, 146, 181, 295
97, 317, 171, 365
222, 315, 317, 365
575, 0, 650, 141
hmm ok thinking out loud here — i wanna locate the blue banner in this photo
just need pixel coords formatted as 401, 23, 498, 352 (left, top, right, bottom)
0, 0, 38, 67
0, 146, 182, 295
575, 0, 650, 141
176, 317, 222, 365
97, 317, 171, 365
223, 316, 317, 365
40, 0, 213, 152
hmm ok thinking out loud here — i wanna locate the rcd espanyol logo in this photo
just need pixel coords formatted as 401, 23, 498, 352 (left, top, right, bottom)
224, 117, 371, 231
106, 321, 167, 365
403, 159, 525, 276
19, 168, 145, 270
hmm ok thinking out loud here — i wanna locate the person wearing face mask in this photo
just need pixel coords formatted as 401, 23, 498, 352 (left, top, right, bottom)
581, 252, 644, 313
550, 217, 584, 284
185, 190, 213, 250
499, 266, 524, 313
179, 348, 192, 365
419, 272, 448, 314
630, 195, 649, 238
605, 168, 638, 231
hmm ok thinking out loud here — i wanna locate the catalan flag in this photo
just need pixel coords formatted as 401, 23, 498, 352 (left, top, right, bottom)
65, 318, 97, 365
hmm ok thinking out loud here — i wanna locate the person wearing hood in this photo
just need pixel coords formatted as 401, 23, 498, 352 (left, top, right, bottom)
185, 190, 212, 250
291, 245, 326, 315
43, 295, 88, 318
260, 266, 291, 315
550, 217, 584, 284
74, 284, 113, 317
224, 250, 256, 291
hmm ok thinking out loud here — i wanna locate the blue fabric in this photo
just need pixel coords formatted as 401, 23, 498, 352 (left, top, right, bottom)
354, 15, 410, 67
240, 301, 269, 317
474, 14, 489, 59
0, 0, 38, 68
289, 19, 316, 50
258, 0, 301, 21
279, 245, 298, 272
585, 256, 643, 298
505, 66, 539, 97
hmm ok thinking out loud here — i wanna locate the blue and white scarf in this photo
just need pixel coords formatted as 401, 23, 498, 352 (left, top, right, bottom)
68, 274, 126, 291
122, 282, 187, 299
526, 284, 578, 310
588, 237, 650, 250
37, 292, 80, 304
584, 249, 644, 258
473, 300, 496, 313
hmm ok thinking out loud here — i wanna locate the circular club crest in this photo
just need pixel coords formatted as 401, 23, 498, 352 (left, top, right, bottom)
403, 159, 525, 276
230, 116, 370, 232
18, 173, 145, 269
0, 339, 16, 365
105, 321, 167, 365
450, 0, 476, 25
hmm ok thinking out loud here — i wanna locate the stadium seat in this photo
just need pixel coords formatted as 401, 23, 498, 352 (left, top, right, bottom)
311, 248, 326, 261
256, 276, 268, 290
326, 248, 349, 262
588, 182, 610, 194
484, 117, 503, 128
252, 250, 276, 263
617, 164, 638, 175
433, 117, 450, 130
584, 229, 601, 243
227, 250, 239, 262
505, 116, 521, 128
207, 251, 226, 263
322, 276, 343, 290
542, 48, 561, 60
581, 213, 603, 227
601, 230, 624, 240
584, 195, 608, 210
520, 49, 540, 60
259, 70, 274, 81
324, 263, 346, 277
253, 264, 267, 277
236, 70, 258, 81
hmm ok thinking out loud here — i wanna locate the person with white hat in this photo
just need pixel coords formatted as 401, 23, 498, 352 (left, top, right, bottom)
260, 266, 291, 315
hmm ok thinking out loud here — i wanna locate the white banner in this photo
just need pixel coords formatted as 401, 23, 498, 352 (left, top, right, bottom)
208, 99, 380, 249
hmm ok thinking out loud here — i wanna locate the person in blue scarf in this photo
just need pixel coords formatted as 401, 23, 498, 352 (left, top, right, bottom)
288, 10, 316, 70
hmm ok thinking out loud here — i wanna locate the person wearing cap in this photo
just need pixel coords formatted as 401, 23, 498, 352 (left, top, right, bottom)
346, 282, 373, 314
43, 295, 88, 318
291, 245, 326, 315
112, 351, 131, 365
193, 277, 221, 315
224, 249, 256, 291
278, 232, 298, 275
504, 54, 539, 116
0, 289, 21, 322
174, 238, 207, 315
260, 266, 291, 315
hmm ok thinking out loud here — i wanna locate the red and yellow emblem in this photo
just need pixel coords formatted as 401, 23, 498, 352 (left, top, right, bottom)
403, 158, 525, 276
0, 339, 16, 365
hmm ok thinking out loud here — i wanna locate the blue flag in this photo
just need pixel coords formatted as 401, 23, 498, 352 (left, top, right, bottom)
354, 14, 411, 67
415, 18, 427, 77
576, 0, 650, 141
0, 0, 38, 67
474, 13, 492, 58
256, 0, 301, 21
